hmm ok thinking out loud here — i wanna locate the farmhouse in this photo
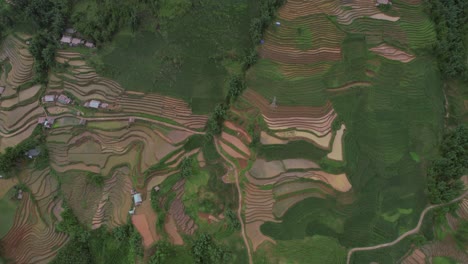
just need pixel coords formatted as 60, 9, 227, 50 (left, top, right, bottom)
57, 94, 71, 104
376, 0, 391, 5
42, 94, 56, 103
71, 38, 82, 46
85, 41, 95, 48
60, 35, 72, 45
133, 193, 143, 206
38, 117, 55, 128
26, 148, 41, 159
85, 100, 101, 109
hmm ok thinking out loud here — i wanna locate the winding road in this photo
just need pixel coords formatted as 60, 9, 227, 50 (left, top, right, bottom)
346, 190, 468, 264
214, 139, 253, 264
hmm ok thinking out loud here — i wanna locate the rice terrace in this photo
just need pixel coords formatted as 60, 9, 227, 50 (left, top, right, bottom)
0, 0, 467, 263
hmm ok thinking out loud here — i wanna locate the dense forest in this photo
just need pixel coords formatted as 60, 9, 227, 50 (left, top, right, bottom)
426, 0, 468, 79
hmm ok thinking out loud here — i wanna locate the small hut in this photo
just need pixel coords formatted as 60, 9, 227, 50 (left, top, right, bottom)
133, 193, 142, 206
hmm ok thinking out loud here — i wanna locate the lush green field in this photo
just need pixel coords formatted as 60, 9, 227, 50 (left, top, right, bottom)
0, 196, 17, 238
248, 1, 446, 263
88, 0, 260, 113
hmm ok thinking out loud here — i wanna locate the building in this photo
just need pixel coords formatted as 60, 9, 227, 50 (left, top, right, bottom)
17, 189, 23, 200
71, 38, 82, 46
42, 94, 56, 103
100, 103, 109, 109
376, 0, 391, 5
26, 148, 41, 159
86, 100, 101, 109
133, 193, 142, 206
0, 86, 5, 95
38, 117, 55, 128
57, 94, 71, 104
60, 35, 72, 45
85, 41, 95, 48
153, 186, 160, 192
129, 208, 135, 215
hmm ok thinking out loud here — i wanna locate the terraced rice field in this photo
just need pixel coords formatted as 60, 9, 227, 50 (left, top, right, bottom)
1, 193, 68, 264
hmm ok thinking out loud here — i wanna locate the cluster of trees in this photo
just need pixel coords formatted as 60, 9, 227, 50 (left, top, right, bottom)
192, 233, 231, 264
427, 125, 468, 204
11, 0, 71, 82
0, 126, 47, 177
226, 75, 246, 104
52, 206, 143, 263
180, 157, 193, 178
249, 0, 286, 45
426, 0, 468, 79
224, 209, 241, 231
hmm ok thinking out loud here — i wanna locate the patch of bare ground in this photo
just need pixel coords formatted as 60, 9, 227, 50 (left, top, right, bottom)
197, 151, 206, 168
132, 214, 155, 248
282, 159, 320, 170
198, 212, 220, 224
219, 139, 246, 160
165, 129, 193, 144
401, 249, 426, 264
274, 130, 332, 149
221, 132, 250, 157
224, 121, 252, 143
0, 84, 41, 108
327, 124, 346, 161
370, 44, 415, 63
249, 159, 285, 179
246, 221, 277, 251
370, 13, 400, 22
260, 131, 288, 145
168, 179, 198, 235
165, 214, 184, 245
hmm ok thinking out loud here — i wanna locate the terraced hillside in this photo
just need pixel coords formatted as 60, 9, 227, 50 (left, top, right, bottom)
238, 0, 446, 263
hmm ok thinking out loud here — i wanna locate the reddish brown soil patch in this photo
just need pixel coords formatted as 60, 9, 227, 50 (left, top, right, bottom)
219, 140, 245, 160
401, 249, 426, 264
224, 121, 252, 143
164, 214, 184, 245
282, 159, 320, 170
132, 214, 155, 248
221, 132, 250, 157
370, 44, 415, 63
249, 159, 285, 179
168, 179, 198, 235
327, 124, 346, 161
246, 221, 276, 252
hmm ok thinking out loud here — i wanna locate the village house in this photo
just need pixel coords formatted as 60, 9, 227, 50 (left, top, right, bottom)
85, 41, 95, 48
26, 148, 41, 159
71, 38, 82, 47
0, 86, 5, 96
57, 94, 72, 104
133, 193, 143, 206
38, 117, 55, 128
85, 100, 101, 109
376, 0, 391, 6
42, 94, 56, 103
60, 35, 72, 45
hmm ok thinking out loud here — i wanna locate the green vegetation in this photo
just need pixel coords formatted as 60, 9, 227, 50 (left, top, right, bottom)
257, 140, 328, 161
426, 0, 468, 79
86, 172, 104, 188
454, 220, 468, 250
224, 209, 241, 231
0, 195, 17, 238
427, 125, 467, 204
432, 256, 459, 264
191, 233, 231, 264
0, 126, 48, 177
53, 206, 143, 264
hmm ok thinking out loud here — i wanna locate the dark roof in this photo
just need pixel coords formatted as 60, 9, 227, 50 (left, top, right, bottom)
26, 148, 41, 157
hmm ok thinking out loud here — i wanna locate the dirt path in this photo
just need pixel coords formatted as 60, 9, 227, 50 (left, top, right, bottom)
347, 190, 468, 264
214, 139, 253, 264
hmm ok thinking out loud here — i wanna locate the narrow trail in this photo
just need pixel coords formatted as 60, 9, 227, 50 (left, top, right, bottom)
347, 190, 468, 264
214, 139, 253, 264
